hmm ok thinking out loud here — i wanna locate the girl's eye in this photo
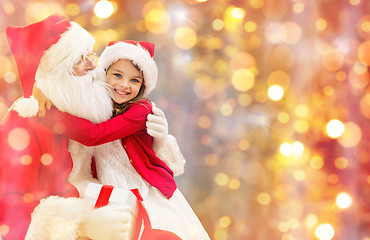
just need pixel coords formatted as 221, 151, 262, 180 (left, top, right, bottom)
114, 73, 122, 78
131, 78, 140, 83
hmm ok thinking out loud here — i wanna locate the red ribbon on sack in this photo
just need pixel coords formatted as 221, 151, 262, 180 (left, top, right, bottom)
94, 185, 182, 240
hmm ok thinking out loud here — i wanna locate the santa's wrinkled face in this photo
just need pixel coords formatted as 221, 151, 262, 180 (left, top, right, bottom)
72, 53, 97, 76
106, 59, 143, 104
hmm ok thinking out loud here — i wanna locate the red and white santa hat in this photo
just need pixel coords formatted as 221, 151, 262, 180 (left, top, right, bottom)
6, 14, 95, 117
98, 40, 158, 95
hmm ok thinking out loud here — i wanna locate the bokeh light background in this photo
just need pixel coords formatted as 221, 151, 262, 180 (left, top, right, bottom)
1, 0, 370, 239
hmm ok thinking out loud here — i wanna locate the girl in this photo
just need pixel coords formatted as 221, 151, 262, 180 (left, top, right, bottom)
41, 40, 210, 240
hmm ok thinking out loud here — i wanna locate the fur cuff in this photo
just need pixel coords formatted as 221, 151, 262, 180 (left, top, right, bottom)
155, 135, 186, 177
25, 196, 92, 240
12, 96, 39, 118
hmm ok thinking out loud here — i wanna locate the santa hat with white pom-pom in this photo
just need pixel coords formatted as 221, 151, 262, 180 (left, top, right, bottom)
6, 14, 95, 117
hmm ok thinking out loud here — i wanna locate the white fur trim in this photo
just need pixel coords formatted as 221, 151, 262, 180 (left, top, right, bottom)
12, 96, 39, 118
25, 196, 93, 240
98, 42, 158, 95
155, 135, 186, 177
36, 21, 95, 84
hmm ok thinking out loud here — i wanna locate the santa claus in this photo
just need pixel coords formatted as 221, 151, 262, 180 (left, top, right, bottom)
1, 14, 185, 240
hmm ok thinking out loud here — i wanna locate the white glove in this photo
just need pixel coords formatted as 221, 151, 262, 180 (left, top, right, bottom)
79, 205, 133, 240
147, 102, 168, 149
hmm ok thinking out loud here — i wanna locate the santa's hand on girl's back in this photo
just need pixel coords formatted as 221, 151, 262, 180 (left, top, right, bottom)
147, 101, 169, 148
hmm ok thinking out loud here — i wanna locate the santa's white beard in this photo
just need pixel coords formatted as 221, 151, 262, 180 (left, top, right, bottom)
36, 68, 113, 123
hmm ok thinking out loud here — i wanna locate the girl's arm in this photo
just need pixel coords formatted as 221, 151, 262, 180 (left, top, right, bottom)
40, 102, 151, 146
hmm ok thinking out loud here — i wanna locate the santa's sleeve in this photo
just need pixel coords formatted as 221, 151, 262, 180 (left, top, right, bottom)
154, 135, 186, 177
25, 196, 93, 240
40, 102, 151, 146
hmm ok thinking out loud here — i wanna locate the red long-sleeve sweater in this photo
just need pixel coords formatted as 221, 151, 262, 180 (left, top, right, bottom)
41, 100, 176, 199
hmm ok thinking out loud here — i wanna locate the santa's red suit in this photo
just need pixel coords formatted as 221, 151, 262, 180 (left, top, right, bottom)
0, 111, 80, 239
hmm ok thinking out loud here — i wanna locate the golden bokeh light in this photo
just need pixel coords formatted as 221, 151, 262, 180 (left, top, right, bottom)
338, 122, 362, 148
174, 27, 197, 49
232, 68, 255, 92
310, 155, 324, 170
268, 85, 284, 101
334, 157, 348, 169
336, 192, 352, 209
326, 119, 345, 139
315, 223, 335, 240
40, 153, 53, 166
215, 172, 229, 186
257, 192, 271, 205
7, 128, 30, 151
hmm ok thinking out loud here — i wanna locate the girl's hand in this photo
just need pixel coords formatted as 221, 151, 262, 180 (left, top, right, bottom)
32, 85, 52, 117
147, 102, 168, 149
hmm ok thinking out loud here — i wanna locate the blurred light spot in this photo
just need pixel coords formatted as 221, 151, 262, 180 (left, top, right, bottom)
328, 174, 339, 184
294, 120, 309, 133
198, 116, 212, 129
257, 192, 271, 205
249, 0, 264, 9
267, 70, 290, 89
244, 21, 257, 32
205, 154, 218, 166
268, 45, 295, 70
310, 155, 324, 170
53, 122, 66, 134
200, 135, 211, 146
336, 192, 352, 209
220, 103, 233, 116
214, 229, 227, 240
23, 193, 34, 203
280, 142, 293, 156
8, 128, 30, 151
315, 223, 335, 240
294, 170, 306, 181
292, 3, 304, 14
4, 2, 15, 14
278, 112, 290, 123
65, 3, 80, 16
338, 122, 362, 148
305, 214, 319, 229
323, 85, 335, 96
212, 19, 224, 31
193, 76, 215, 99
295, 104, 309, 118
326, 119, 345, 138
0, 225, 9, 237
219, 216, 232, 228
353, 61, 368, 75
231, 7, 245, 19
41, 153, 53, 166
238, 93, 252, 106
25, 3, 64, 23
231, 52, 256, 71
360, 93, 370, 119
232, 68, 255, 92
282, 234, 294, 240
336, 71, 347, 81
94, 0, 114, 19
265, 22, 283, 43
334, 157, 348, 169
268, 85, 284, 101
238, 139, 250, 151
229, 179, 240, 190
322, 48, 344, 72
281, 22, 302, 44
21, 155, 32, 165
144, 2, 171, 34
4, 71, 16, 83
348, 67, 369, 89
316, 18, 328, 30
174, 27, 197, 49
215, 172, 229, 186
279, 221, 290, 232
292, 141, 304, 154
357, 40, 370, 65
349, 0, 361, 5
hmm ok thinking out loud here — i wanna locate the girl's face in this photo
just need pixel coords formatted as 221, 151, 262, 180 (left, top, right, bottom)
106, 59, 144, 104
